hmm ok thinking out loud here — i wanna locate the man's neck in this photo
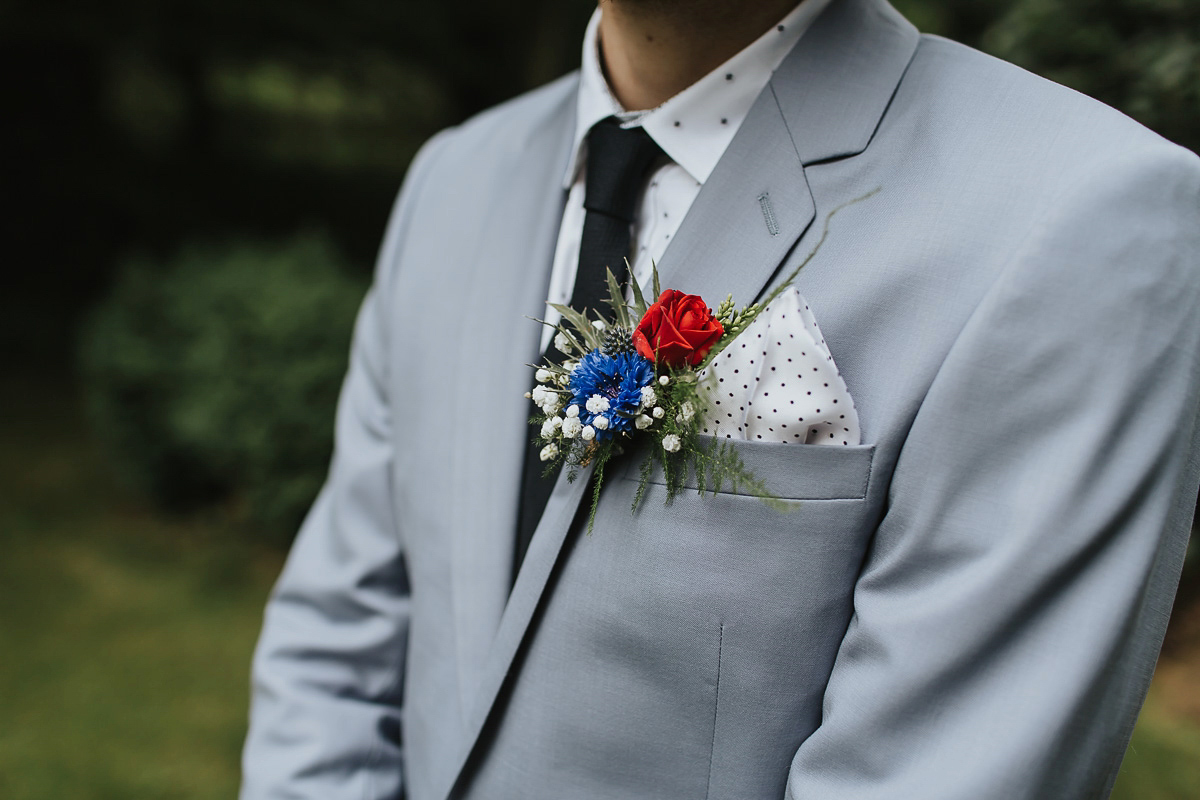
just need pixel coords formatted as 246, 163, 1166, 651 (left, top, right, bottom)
596, 0, 803, 111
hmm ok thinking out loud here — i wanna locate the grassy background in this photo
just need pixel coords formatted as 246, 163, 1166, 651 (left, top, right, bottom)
1, 376, 1198, 798
0, 378, 282, 799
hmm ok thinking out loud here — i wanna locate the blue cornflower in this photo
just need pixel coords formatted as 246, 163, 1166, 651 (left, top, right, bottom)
568, 349, 655, 440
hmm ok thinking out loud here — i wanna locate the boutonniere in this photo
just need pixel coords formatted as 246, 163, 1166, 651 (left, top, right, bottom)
526, 192, 873, 529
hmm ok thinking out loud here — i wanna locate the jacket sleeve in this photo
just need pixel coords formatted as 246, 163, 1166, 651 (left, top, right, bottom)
240, 129, 451, 800
784, 143, 1200, 799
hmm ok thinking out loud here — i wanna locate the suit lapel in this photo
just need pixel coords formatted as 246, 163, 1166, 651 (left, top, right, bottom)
652, 78, 815, 310
773, 0, 920, 166
444, 1, 919, 795
656, 0, 919, 306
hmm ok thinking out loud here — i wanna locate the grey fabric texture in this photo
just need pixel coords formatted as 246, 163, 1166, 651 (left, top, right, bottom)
240, 0, 1200, 798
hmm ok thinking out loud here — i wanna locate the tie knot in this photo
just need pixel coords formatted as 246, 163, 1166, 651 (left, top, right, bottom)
584, 117, 664, 222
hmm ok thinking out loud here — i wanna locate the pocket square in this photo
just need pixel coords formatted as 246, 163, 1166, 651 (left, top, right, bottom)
699, 289, 861, 445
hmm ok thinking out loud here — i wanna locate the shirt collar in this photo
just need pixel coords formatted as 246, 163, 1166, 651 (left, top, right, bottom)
564, 0, 835, 189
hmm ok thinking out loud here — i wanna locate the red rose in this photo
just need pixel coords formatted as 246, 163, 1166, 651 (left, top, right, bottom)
633, 289, 724, 368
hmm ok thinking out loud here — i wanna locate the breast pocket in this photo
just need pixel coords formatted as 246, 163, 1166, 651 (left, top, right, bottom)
621, 434, 875, 501
605, 435, 881, 600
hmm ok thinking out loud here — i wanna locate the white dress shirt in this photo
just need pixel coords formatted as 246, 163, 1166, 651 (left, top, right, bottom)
540, 0, 834, 351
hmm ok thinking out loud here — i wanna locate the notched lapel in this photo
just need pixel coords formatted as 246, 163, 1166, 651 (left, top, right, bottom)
773, 0, 919, 166
654, 83, 815, 312
654, 0, 919, 308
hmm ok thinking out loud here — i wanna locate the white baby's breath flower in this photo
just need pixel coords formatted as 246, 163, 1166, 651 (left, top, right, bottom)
658, 375, 670, 386
581, 425, 596, 442
535, 368, 553, 383
652, 406, 665, 419
593, 415, 609, 431
540, 416, 562, 438
592, 319, 607, 331
565, 404, 580, 418
541, 394, 562, 415
662, 434, 682, 452
585, 395, 611, 414
679, 400, 696, 421
554, 332, 572, 353
563, 360, 579, 373
530, 385, 549, 405
639, 386, 656, 407
539, 443, 559, 462
561, 417, 583, 438
635, 414, 653, 430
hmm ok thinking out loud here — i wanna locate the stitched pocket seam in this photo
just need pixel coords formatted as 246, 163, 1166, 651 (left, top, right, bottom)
619, 444, 875, 501
703, 622, 725, 800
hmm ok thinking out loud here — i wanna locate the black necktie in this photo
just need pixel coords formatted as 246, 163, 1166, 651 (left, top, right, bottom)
513, 117, 664, 584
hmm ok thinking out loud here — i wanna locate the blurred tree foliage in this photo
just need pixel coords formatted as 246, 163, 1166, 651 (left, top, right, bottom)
890, 0, 1007, 45
2, 0, 593, 364
983, 0, 1200, 155
893, 0, 1199, 154
81, 235, 367, 540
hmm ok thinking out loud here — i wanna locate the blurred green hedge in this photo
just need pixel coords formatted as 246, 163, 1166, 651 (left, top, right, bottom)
890, 0, 1200, 156
984, 0, 1200, 155
80, 234, 368, 542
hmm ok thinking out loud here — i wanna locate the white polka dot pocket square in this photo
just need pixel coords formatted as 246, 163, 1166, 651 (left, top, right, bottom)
699, 289, 861, 445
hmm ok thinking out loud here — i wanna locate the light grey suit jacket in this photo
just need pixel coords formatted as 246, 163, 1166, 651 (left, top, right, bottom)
241, 1, 1200, 798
